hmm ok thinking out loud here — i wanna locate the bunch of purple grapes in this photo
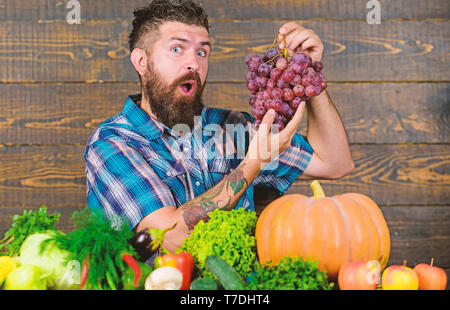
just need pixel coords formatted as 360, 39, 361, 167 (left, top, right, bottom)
245, 48, 327, 130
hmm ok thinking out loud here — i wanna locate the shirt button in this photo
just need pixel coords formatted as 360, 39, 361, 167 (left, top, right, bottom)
166, 171, 172, 177
195, 181, 201, 187
183, 147, 190, 153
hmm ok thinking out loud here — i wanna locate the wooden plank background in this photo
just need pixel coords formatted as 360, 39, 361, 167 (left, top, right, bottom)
0, 0, 449, 288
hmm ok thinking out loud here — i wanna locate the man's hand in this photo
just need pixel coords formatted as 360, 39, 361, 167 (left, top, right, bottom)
276, 22, 324, 62
247, 101, 306, 170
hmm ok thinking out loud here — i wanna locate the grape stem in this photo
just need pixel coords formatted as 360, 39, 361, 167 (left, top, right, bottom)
269, 32, 289, 60
263, 53, 284, 64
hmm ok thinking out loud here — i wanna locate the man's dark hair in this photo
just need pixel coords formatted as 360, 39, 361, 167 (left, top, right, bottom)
128, 0, 210, 52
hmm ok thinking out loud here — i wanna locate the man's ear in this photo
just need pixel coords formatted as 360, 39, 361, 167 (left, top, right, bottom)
130, 48, 148, 77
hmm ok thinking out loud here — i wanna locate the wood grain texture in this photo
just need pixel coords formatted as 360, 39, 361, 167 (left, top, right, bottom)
1, 82, 448, 145
0, 20, 448, 82
0, 0, 448, 21
0, 144, 448, 208
0, 0, 448, 288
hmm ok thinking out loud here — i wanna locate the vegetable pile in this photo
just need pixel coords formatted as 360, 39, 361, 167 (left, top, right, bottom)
0, 203, 337, 291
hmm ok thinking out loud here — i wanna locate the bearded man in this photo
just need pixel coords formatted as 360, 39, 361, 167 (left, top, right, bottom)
84, 0, 354, 254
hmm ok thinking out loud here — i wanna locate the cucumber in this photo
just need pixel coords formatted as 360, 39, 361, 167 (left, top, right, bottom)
205, 256, 247, 290
189, 278, 218, 290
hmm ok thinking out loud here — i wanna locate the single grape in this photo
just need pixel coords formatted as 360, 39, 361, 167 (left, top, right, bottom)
258, 63, 272, 77
266, 78, 276, 90
305, 85, 316, 97
262, 89, 272, 100
290, 74, 302, 86
270, 68, 282, 81
290, 97, 302, 109
292, 52, 312, 66
247, 79, 258, 92
246, 71, 257, 81
282, 69, 295, 83
301, 75, 312, 87
252, 106, 266, 120
312, 61, 323, 72
279, 103, 294, 118
271, 98, 282, 112
250, 54, 263, 63
271, 87, 283, 99
264, 99, 273, 110
254, 99, 265, 108
276, 57, 288, 71
255, 76, 268, 89
314, 85, 322, 96
277, 78, 290, 89
306, 67, 316, 76
247, 60, 260, 73
249, 95, 255, 107
255, 91, 264, 100
311, 74, 321, 86
320, 81, 327, 90
293, 84, 305, 97
282, 88, 294, 101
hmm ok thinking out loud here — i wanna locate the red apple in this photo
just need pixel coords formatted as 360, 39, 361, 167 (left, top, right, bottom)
382, 261, 419, 290
338, 260, 380, 290
414, 258, 447, 290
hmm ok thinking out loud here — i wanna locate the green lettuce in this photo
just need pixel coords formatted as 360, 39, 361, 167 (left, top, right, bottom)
178, 208, 258, 279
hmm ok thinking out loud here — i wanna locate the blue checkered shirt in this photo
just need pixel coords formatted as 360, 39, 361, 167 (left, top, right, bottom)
84, 94, 313, 228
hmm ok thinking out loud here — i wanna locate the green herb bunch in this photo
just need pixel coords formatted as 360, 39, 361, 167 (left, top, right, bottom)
43, 208, 137, 290
0, 206, 60, 256
248, 256, 334, 290
178, 208, 258, 279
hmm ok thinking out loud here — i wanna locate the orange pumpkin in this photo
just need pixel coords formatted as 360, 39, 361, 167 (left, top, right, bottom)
255, 181, 390, 280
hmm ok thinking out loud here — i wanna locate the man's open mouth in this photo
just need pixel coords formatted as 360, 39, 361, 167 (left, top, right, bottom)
178, 80, 196, 97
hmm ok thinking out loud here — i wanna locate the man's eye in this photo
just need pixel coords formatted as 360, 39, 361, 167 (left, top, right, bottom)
197, 50, 207, 57
171, 46, 182, 53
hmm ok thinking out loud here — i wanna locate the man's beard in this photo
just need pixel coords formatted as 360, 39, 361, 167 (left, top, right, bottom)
143, 64, 205, 130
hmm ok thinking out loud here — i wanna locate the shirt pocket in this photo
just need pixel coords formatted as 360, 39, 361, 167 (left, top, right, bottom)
144, 153, 190, 206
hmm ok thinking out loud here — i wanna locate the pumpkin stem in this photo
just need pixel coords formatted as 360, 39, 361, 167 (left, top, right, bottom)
430, 257, 434, 267
311, 180, 326, 199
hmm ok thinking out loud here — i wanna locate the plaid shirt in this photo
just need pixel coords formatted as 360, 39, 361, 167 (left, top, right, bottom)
84, 94, 314, 229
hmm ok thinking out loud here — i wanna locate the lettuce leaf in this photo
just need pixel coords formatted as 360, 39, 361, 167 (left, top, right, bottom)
178, 209, 258, 279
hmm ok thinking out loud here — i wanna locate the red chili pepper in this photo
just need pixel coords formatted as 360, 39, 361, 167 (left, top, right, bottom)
154, 252, 194, 290
80, 257, 89, 290
121, 253, 141, 287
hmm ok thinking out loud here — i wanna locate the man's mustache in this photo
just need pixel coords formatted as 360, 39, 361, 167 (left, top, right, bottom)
170, 71, 203, 91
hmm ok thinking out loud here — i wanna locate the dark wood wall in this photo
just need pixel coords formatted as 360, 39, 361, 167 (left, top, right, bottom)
0, 0, 449, 287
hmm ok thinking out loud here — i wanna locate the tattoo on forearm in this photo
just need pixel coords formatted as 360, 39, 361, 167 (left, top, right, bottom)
181, 164, 249, 230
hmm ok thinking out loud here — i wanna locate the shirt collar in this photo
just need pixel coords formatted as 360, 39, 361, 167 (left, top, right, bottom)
122, 94, 165, 141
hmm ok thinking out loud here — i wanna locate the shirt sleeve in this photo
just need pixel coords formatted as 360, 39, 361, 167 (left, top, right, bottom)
84, 137, 176, 229
253, 132, 314, 195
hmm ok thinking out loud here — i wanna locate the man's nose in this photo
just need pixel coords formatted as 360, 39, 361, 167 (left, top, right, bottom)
186, 51, 200, 72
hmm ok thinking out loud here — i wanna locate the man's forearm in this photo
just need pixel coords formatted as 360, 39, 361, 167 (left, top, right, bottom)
175, 157, 260, 231
307, 90, 353, 176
